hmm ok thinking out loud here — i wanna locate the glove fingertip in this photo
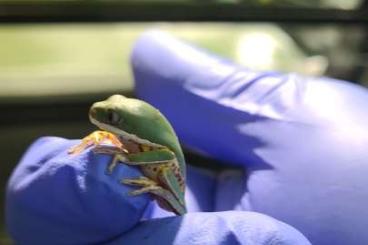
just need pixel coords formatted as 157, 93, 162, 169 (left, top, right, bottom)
6, 138, 150, 244
113, 211, 311, 245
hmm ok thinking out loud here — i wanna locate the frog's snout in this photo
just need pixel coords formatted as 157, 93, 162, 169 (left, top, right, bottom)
89, 101, 104, 119
89, 106, 97, 119
89, 102, 105, 123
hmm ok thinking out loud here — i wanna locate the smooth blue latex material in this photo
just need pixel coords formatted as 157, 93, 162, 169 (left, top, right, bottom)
6, 137, 309, 244
6, 137, 149, 244
131, 31, 368, 245
112, 211, 309, 245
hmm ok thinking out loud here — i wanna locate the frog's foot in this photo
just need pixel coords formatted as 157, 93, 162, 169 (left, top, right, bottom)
121, 176, 161, 196
122, 177, 160, 196
92, 146, 128, 174
157, 167, 186, 206
122, 176, 187, 215
68, 130, 123, 155
121, 176, 157, 188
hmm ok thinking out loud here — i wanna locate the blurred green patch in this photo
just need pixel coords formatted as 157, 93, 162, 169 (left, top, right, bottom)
0, 23, 229, 97
0, 23, 327, 99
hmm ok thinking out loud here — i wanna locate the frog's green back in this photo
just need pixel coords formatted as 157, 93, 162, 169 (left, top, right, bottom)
135, 99, 185, 170
97, 95, 186, 174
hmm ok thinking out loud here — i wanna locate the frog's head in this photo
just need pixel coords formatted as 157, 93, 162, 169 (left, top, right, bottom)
89, 94, 175, 147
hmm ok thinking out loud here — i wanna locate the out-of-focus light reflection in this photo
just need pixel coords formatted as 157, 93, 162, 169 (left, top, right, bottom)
235, 25, 328, 76
237, 32, 276, 69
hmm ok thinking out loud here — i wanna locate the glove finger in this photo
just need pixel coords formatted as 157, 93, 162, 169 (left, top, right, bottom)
131, 31, 368, 245
131, 30, 368, 169
6, 137, 149, 245
131, 30, 287, 166
111, 211, 311, 245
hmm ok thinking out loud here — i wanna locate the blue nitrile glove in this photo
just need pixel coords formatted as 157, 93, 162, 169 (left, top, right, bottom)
6, 138, 309, 244
5, 35, 311, 245
131, 31, 368, 245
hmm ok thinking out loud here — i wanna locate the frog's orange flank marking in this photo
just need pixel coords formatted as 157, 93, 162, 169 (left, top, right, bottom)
68, 130, 124, 155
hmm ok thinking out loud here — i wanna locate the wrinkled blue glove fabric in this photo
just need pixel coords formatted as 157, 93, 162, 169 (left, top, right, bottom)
6, 138, 309, 244
131, 31, 368, 245
15, 29, 368, 244
6, 137, 149, 244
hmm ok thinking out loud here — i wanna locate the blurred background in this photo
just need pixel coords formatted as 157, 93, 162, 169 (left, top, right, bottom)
1, 0, 367, 243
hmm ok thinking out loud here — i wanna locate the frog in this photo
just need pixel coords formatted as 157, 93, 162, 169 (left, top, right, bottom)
69, 95, 186, 215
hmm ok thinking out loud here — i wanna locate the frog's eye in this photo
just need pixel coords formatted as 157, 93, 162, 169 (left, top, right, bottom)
107, 109, 121, 125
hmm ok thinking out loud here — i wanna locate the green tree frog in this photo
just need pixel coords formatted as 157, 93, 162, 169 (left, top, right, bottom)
69, 95, 186, 215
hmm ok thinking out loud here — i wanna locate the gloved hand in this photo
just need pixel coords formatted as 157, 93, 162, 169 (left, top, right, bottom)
6, 138, 309, 245
9, 29, 368, 245
131, 31, 368, 245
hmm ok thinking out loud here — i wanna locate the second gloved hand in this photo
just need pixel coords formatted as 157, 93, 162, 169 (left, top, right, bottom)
132, 30, 368, 245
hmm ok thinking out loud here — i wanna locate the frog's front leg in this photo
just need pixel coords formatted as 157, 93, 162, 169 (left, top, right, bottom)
93, 145, 128, 173
68, 130, 124, 155
122, 176, 187, 215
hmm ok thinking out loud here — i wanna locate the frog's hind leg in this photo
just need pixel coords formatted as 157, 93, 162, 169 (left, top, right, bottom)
149, 187, 187, 215
121, 176, 157, 187
157, 166, 185, 206
122, 177, 187, 215
121, 177, 160, 195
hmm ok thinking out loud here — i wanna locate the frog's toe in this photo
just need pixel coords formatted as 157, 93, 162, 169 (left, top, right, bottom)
121, 177, 156, 186
129, 186, 160, 196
